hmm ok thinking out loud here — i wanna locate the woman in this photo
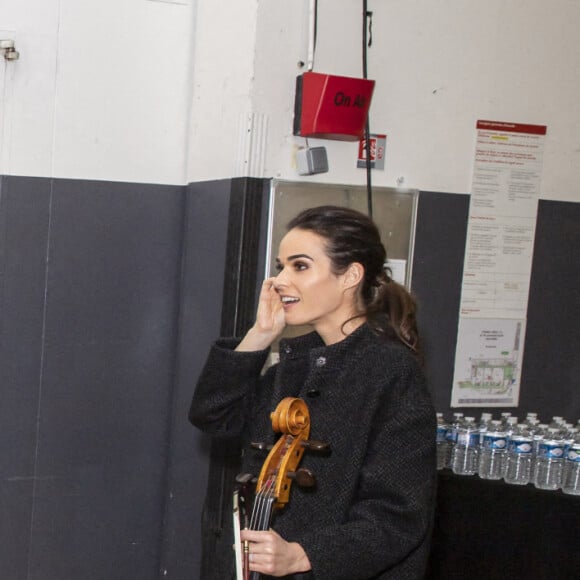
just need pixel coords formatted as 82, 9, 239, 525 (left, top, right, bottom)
190, 205, 436, 579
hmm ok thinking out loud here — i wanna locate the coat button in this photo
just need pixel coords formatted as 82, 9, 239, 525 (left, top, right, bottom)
284, 345, 292, 354
307, 389, 320, 398
315, 356, 326, 367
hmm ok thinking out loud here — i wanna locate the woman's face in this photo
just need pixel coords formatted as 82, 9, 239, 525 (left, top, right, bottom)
273, 227, 361, 343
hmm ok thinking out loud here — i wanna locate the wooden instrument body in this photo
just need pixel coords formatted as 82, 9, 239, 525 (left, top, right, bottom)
234, 397, 316, 580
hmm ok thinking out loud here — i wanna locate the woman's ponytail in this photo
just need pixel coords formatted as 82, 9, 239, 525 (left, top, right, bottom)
367, 272, 423, 362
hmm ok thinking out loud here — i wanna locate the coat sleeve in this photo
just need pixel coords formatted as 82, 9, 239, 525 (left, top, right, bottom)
295, 362, 437, 579
188, 338, 272, 439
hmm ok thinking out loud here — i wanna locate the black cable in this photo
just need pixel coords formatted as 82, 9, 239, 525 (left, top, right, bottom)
313, 0, 318, 68
362, 2, 373, 217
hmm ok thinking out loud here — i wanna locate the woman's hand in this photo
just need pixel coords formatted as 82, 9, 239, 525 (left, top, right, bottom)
236, 278, 286, 351
241, 528, 311, 577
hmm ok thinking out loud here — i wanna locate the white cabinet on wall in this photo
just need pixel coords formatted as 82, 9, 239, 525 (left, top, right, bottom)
0, 1, 193, 185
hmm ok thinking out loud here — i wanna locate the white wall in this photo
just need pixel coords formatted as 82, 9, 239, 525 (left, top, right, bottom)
363, 0, 580, 201
188, 0, 580, 202
1, 0, 579, 201
1, 0, 194, 185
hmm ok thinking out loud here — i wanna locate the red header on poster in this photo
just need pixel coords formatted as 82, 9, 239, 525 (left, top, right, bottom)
476, 120, 547, 135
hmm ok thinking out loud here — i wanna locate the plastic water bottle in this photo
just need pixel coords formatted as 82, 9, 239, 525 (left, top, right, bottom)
500, 412, 512, 428
533, 423, 549, 446
505, 416, 519, 438
451, 413, 464, 433
524, 412, 538, 425
479, 420, 507, 480
530, 423, 548, 482
504, 430, 534, 485
504, 418, 518, 455
562, 427, 578, 453
445, 413, 464, 468
534, 428, 565, 490
561, 427, 578, 484
478, 412, 492, 445
451, 417, 479, 476
436, 413, 449, 470
562, 438, 580, 495
561, 423, 574, 441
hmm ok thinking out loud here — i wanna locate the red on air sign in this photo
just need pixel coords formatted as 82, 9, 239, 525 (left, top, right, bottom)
293, 72, 376, 141
357, 134, 386, 170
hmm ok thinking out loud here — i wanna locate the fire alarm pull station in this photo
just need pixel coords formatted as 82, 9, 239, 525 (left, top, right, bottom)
293, 72, 375, 141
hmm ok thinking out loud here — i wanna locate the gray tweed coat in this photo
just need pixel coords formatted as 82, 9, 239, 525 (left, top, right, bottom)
190, 323, 437, 580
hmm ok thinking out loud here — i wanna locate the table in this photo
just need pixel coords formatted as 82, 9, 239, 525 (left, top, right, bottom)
426, 470, 580, 579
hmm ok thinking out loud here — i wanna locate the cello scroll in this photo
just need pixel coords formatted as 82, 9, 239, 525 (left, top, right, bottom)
234, 397, 329, 580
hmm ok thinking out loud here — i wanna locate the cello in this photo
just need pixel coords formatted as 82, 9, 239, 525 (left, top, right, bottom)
233, 397, 329, 580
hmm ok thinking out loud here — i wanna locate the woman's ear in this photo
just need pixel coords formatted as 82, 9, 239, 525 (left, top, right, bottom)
343, 262, 364, 290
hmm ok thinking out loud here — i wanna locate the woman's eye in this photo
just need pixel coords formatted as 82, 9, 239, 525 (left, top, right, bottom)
275, 260, 308, 272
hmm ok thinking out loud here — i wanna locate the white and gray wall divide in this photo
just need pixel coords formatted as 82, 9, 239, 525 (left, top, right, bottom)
0, 2, 579, 580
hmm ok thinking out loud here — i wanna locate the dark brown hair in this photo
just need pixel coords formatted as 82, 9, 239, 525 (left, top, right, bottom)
287, 205, 422, 359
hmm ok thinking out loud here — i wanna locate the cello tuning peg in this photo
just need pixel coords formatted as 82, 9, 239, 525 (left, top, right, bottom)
287, 467, 316, 488
250, 441, 273, 451
301, 440, 331, 453
235, 473, 256, 485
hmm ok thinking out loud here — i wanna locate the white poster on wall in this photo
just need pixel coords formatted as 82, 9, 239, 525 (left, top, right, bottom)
452, 318, 525, 407
451, 120, 547, 407
460, 120, 547, 319
460, 214, 537, 319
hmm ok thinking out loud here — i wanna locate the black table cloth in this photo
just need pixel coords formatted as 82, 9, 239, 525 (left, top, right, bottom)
426, 470, 580, 579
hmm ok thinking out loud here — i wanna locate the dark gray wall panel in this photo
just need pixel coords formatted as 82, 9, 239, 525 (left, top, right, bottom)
520, 199, 580, 420
220, 177, 270, 335
0, 479, 34, 580
412, 191, 470, 412
161, 177, 270, 580
159, 179, 232, 579
25, 179, 183, 580
198, 178, 269, 580
0, 176, 51, 580
0, 175, 240, 580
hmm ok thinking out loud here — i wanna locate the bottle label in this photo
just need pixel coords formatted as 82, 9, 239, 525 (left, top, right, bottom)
436, 426, 447, 443
457, 432, 479, 447
538, 441, 565, 459
508, 437, 532, 454
482, 434, 507, 450
566, 445, 580, 462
